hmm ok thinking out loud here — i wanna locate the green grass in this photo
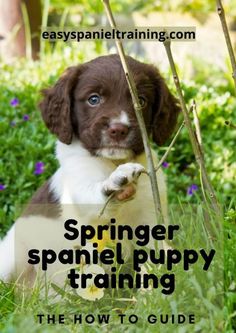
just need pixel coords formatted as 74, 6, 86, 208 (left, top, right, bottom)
0, 41, 235, 332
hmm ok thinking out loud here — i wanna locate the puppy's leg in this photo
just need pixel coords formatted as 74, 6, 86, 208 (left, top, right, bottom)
0, 225, 15, 281
0, 222, 34, 283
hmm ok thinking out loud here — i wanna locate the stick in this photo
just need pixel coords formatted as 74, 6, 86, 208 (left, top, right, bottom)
191, 100, 208, 203
99, 192, 116, 218
225, 120, 236, 129
102, 0, 163, 220
191, 100, 203, 148
154, 121, 185, 172
163, 38, 221, 215
216, 0, 236, 93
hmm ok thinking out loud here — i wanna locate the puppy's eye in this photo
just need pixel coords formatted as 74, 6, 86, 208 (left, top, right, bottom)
138, 96, 146, 107
88, 94, 101, 106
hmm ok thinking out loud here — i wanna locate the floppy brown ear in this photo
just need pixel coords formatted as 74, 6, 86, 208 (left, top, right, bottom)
150, 69, 181, 146
39, 66, 80, 144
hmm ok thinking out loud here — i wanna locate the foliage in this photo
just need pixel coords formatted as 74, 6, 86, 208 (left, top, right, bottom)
224, 208, 236, 331
144, 0, 236, 17
154, 60, 236, 207
50, 0, 155, 14
48, 0, 236, 22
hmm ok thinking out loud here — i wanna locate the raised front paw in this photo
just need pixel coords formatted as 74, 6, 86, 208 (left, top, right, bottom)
103, 163, 145, 201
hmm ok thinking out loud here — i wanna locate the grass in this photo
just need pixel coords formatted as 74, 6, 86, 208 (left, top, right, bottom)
0, 41, 235, 332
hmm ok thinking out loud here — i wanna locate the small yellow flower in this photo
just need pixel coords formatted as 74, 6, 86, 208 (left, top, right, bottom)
91, 230, 115, 252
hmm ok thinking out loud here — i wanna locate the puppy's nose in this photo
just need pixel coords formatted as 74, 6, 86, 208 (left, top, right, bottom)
108, 123, 129, 141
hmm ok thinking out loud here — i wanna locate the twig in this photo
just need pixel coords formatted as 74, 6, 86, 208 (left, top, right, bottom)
163, 38, 221, 215
154, 121, 185, 172
154, 106, 197, 173
225, 120, 236, 129
21, 2, 32, 60
216, 0, 236, 93
99, 192, 116, 218
191, 101, 208, 203
191, 100, 203, 148
102, 0, 163, 220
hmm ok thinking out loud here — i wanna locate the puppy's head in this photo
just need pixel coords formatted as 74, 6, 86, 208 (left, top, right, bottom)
39, 54, 180, 160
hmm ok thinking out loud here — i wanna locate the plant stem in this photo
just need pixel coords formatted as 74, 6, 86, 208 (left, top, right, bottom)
216, 0, 236, 93
154, 121, 185, 172
192, 100, 202, 149
102, 0, 163, 220
99, 193, 115, 218
225, 120, 236, 129
21, 2, 32, 60
40, 0, 50, 56
163, 39, 220, 215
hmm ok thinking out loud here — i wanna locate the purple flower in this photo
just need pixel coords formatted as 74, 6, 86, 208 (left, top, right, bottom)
34, 161, 45, 175
34, 169, 44, 175
162, 161, 169, 168
35, 162, 44, 169
187, 184, 198, 196
0, 184, 6, 191
23, 114, 30, 121
10, 98, 19, 107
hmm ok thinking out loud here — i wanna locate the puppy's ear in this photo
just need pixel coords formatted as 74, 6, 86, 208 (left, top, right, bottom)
39, 66, 80, 144
149, 67, 181, 146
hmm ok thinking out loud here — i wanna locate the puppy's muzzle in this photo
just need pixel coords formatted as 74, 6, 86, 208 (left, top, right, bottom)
107, 123, 129, 142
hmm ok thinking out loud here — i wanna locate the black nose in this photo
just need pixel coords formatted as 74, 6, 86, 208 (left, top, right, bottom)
108, 123, 129, 141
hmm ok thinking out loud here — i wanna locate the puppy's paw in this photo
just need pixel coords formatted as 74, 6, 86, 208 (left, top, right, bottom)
105, 163, 145, 190
103, 163, 145, 200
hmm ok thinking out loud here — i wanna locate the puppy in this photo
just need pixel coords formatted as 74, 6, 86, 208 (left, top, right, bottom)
0, 54, 180, 285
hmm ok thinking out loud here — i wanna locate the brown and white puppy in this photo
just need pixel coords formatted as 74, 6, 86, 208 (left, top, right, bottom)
0, 54, 180, 283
